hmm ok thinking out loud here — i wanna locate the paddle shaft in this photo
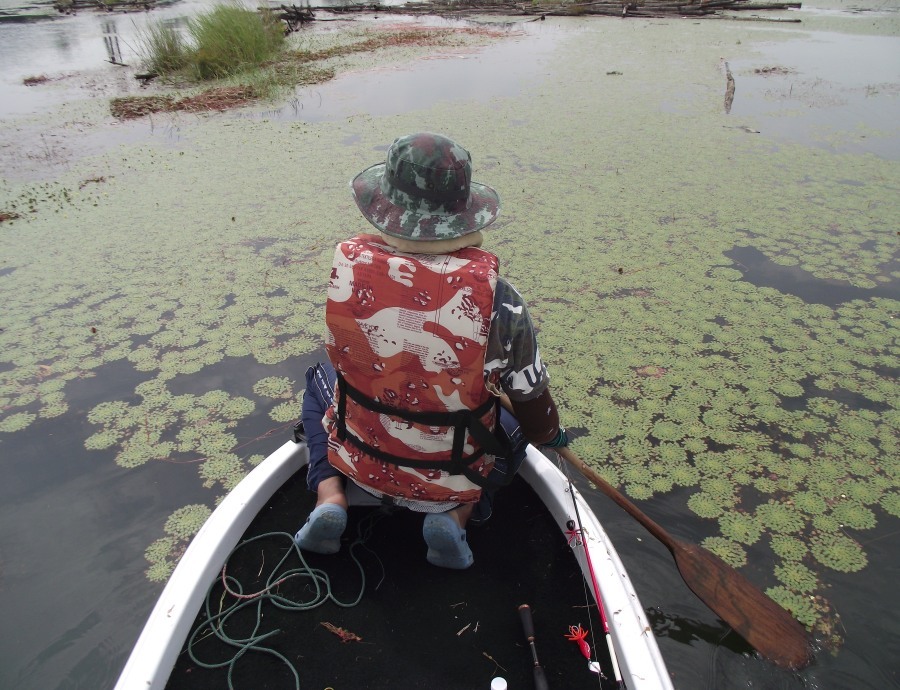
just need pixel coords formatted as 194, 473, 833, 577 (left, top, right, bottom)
518, 604, 549, 690
557, 447, 675, 550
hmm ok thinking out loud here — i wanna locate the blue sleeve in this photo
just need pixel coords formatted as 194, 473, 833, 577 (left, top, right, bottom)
301, 363, 340, 491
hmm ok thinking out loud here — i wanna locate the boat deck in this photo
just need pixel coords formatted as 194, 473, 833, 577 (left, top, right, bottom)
166, 467, 618, 689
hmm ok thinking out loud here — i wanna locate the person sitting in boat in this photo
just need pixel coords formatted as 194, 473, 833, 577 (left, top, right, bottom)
295, 132, 568, 569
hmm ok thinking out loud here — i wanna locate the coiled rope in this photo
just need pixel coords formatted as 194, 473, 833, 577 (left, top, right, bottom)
184, 511, 387, 690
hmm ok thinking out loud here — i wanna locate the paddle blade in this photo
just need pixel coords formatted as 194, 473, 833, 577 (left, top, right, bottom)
672, 541, 813, 669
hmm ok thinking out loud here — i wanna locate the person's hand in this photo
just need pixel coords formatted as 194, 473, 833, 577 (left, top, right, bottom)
542, 427, 569, 448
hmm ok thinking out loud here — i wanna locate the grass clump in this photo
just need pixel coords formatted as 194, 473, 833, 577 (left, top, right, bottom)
189, 4, 285, 79
140, 3, 285, 80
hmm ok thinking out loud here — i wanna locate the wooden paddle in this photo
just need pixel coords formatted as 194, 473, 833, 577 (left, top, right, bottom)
553, 444, 813, 670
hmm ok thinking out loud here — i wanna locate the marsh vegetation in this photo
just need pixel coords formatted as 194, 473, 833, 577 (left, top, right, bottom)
113, 11, 508, 118
139, 4, 285, 79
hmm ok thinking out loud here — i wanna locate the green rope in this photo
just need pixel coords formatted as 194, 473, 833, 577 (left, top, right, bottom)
184, 511, 387, 689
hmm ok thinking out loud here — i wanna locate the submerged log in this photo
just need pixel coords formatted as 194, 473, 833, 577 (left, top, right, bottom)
54, 0, 158, 13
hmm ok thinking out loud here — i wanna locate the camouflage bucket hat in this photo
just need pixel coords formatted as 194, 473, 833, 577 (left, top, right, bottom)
350, 132, 501, 240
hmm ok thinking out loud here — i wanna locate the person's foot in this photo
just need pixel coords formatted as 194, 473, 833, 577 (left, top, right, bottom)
294, 503, 347, 554
423, 512, 474, 569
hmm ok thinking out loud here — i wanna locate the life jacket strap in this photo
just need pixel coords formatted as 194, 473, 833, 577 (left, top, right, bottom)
334, 372, 515, 488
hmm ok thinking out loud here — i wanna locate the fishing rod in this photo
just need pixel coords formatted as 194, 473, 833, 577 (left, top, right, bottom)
498, 394, 812, 670
564, 470, 625, 689
554, 445, 812, 670
498, 394, 622, 685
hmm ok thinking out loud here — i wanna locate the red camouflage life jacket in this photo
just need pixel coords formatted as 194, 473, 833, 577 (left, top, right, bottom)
324, 233, 501, 504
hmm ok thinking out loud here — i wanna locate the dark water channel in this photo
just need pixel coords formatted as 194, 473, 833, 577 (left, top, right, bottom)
1, 3, 899, 690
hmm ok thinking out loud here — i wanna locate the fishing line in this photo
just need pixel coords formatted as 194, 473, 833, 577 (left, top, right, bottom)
558, 452, 626, 689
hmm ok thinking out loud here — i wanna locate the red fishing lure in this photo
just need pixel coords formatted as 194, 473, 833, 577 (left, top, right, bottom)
565, 624, 591, 660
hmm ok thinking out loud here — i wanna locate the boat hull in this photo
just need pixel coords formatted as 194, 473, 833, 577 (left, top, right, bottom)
115, 440, 672, 689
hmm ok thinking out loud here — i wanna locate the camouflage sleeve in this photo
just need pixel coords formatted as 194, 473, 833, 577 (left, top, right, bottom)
484, 277, 549, 401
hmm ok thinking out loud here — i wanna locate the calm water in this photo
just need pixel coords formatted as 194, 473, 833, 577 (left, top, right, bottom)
1, 2, 898, 689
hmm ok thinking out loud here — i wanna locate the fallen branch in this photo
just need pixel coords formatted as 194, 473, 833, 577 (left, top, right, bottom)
270, 0, 801, 22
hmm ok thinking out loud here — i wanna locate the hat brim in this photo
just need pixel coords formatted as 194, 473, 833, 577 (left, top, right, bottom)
351, 162, 500, 241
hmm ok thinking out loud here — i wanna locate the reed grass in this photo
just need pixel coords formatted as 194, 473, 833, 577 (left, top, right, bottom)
141, 20, 189, 75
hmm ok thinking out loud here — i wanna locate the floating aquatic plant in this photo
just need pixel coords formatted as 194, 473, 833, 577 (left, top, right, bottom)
85, 383, 255, 469
621, 465, 653, 486
651, 419, 684, 442
837, 414, 878, 440
199, 454, 247, 491
765, 586, 817, 630
787, 443, 815, 460
881, 492, 900, 518
612, 386, 642, 403
753, 477, 778, 494
775, 562, 818, 593
656, 442, 687, 465
83, 429, 120, 451
164, 504, 212, 540
809, 458, 847, 484
701, 536, 747, 569
701, 408, 739, 432
719, 512, 764, 545
812, 513, 842, 532
664, 400, 699, 425
253, 376, 296, 399
681, 437, 707, 455
146, 559, 176, 583
700, 476, 736, 503
268, 393, 301, 421
793, 491, 828, 516
649, 476, 674, 494
688, 492, 725, 519
830, 500, 877, 531
794, 414, 830, 435
617, 438, 652, 463
627, 484, 653, 500
770, 535, 808, 562
722, 449, 757, 473
753, 404, 786, 425
756, 500, 806, 533
810, 532, 867, 573
0, 412, 37, 433
144, 536, 176, 564
842, 478, 882, 504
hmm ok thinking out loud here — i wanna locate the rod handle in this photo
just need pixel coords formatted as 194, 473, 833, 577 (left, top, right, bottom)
518, 603, 536, 641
